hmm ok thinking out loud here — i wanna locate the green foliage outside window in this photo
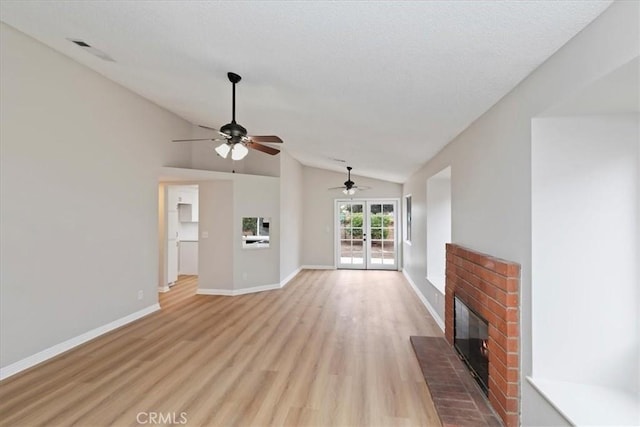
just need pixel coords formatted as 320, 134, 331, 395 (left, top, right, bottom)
347, 213, 392, 239
243, 217, 257, 235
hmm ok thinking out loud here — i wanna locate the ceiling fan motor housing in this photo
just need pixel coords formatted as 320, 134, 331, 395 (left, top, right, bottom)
220, 121, 247, 143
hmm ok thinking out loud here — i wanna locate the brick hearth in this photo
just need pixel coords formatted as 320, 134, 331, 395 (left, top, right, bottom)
445, 244, 520, 427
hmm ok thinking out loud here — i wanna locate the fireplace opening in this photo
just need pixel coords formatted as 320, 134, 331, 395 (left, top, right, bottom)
454, 295, 489, 395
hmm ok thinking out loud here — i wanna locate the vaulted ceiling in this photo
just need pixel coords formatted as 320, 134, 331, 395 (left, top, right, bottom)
0, 1, 612, 182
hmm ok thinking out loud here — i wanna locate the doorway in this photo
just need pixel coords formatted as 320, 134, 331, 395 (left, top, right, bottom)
335, 200, 398, 270
159, 184, 199, 295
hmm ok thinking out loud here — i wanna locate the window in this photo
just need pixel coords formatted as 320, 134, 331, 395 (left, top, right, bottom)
242, 217, 270, 248
405, 195, 412, 243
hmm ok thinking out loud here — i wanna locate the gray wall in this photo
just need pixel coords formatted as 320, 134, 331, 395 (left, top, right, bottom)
233, 175, 281, 288
198, 180, 234, 291
279, 151, 304, 281
401, 2, 639, 425
0, 23, 192, 367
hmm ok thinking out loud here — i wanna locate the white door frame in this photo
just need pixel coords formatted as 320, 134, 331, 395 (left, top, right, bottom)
334, 198, 400, 270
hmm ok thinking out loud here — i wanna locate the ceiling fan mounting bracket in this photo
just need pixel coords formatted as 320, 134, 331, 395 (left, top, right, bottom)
228, 72, 241, 84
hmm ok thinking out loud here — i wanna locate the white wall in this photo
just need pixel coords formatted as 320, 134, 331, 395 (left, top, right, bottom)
401, 2, 639, 425
301, 166, 402, 267
197, 180, 234, 291
279, 151, 304, 281
532, 114, 638, 390
0, 23, 192, 369
426, 167, 451, 293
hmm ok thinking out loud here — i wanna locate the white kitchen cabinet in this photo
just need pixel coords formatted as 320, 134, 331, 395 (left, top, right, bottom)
178, 204, 194, 222
177, 189, 198, 223
179, 241, 198, 275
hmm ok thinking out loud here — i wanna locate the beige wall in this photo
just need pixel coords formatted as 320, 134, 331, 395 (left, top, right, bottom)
0, 23, 192, 368
301, 166, 402, 267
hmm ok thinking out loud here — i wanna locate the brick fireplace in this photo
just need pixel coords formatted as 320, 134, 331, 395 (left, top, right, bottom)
445, 244, 520, 427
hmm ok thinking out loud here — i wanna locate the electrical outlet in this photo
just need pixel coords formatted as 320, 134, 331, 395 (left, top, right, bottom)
201, 231, 209, 239
137, 290, 143, 300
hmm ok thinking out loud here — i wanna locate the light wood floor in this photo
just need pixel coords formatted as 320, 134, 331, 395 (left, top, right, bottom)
0, 270, 443, 426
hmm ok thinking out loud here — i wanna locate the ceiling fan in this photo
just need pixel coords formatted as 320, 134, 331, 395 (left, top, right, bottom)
329, 166, 371, 195
172, 72, 283, 160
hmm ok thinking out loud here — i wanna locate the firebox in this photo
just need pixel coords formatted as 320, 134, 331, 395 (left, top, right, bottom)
454, 295, 489, 395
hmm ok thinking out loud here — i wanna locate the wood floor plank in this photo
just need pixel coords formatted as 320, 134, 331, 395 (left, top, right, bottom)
0, 270, 443, 426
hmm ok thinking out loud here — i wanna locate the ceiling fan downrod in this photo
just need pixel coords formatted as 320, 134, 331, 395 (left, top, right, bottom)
228, 72, 241, 123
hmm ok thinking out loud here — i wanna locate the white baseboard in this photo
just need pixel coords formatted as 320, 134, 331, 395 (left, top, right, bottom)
158, 285, 170, 293
197, 267, 304, 297
197, 283, 281, 296
197, 288, 235, 296
280, 267, 302, 288
402, 270, 445, 332
0, 303, 160, 381
301, 265, 335, 270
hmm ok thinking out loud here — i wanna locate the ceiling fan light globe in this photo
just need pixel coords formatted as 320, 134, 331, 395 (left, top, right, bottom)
348, 188, 356, 195
215, 143, 230, 158
231, 143, 249, 160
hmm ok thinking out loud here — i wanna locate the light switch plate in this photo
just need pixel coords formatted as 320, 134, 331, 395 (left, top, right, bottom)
201, 231, 209, 239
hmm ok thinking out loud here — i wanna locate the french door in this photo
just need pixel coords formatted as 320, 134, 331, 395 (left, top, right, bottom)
336, 200, 398, 270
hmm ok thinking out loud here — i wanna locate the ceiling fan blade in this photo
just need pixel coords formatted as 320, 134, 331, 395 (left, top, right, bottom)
328, 186, 347, 190
248, 135, 283, 143
247, 141, 280, 155
171, 138, 219, 143
199, 125, 230, 139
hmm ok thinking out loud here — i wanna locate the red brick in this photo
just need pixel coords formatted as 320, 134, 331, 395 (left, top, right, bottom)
506, 263, 520, 278
505, 398, 518, 413
494, 288, 507, 305
485, 269, 508, 290
495, 318, 508, 336
506, 277, 519, 292
490, 347, 506, 370
504, 413, 519, 427
506, 308, 519, 322
490, 364, 508, 392
489, 383, 507, 413
488, 298, 507, 319
505, 368, 518, 383
506, 293, 519, 307
490, 353, 509, 378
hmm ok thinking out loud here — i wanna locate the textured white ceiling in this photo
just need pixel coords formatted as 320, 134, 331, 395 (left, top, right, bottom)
0, 1, 612, 182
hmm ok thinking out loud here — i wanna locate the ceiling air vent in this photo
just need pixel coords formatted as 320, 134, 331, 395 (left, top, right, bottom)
70, 40, 90, 48
67, 39, 115, 62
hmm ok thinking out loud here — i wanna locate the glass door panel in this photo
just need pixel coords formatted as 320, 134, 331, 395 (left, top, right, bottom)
338, 202, 365, 268
366, 202, 397, 269
336, 200, 398, 270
